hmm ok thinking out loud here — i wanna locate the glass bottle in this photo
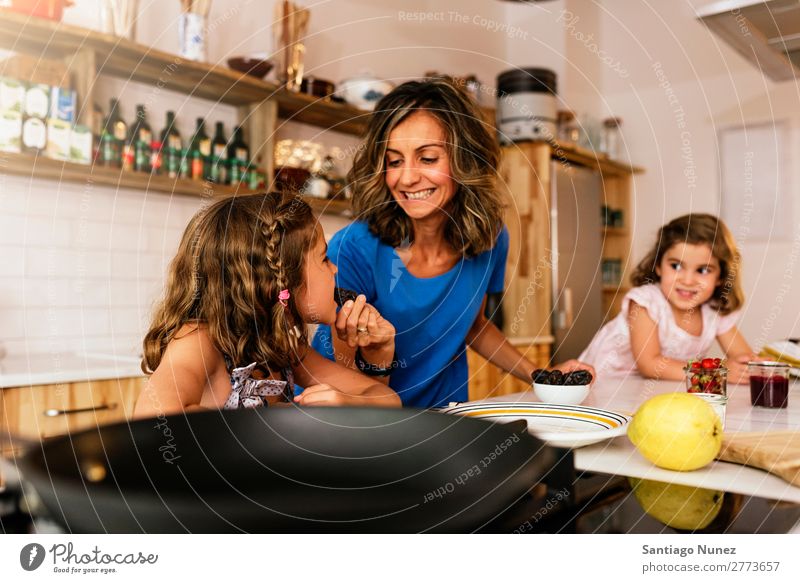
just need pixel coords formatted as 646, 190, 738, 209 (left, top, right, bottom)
106, 98, 126, 168
160, 111, 182, 179
227, 125, 250, 186
131, 104, 152, 173
600, 117, 622, 159
557, 110, 580, 144
99, 115, 121, 167
189, 117, 210, 181
210, 121, 228, 184
108, 98, 127, 142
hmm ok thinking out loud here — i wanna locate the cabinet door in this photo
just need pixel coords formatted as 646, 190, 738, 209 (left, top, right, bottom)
1, 377, 146, 443
467, 343, 551, 401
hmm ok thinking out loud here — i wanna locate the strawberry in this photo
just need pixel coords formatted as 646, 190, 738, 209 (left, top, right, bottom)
712, 358, 722, 367
690, 360, 702, 370
701, 358, 717, 369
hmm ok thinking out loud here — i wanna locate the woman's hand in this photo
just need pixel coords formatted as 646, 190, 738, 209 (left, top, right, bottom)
555, 359, 597, 383
335, 294, 396, 363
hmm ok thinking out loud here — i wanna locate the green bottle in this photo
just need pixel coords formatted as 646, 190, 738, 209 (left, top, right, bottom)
99, 115, 121, 168
131, 104, 152, 173
160, 111, 182, 178
227, 125, 250, 185
189, 118, 210, 181
209, 121, 228, 184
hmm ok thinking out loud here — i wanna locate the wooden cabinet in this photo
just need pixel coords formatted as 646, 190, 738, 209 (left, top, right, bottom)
1, 377, 145, 451
467, 338, 552, 401
466, 141, 641, 399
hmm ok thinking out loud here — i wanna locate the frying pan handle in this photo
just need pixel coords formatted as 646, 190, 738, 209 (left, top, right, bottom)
44, 403, 118, 417
504, 419, 529, 434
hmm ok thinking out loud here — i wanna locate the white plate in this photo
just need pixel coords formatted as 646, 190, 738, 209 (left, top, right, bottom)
440, 401, 631, 449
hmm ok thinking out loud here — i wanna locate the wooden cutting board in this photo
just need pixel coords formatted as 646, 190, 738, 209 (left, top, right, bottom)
717, 432, 800, 487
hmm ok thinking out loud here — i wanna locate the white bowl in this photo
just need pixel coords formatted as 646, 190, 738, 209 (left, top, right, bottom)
336, 75, 394, 110
533, 382, 590, 406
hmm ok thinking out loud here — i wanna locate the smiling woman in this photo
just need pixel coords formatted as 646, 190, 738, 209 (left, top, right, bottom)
312, 79, 593, 408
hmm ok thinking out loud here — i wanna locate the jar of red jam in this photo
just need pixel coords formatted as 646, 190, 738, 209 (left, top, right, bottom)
747, 361, 790, 408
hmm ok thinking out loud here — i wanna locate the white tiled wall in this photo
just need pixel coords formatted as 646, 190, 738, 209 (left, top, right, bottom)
0, 174, 203, 359
0, 171, 353, 361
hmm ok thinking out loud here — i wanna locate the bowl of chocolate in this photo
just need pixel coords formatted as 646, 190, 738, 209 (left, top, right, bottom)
531, 368, 592, 406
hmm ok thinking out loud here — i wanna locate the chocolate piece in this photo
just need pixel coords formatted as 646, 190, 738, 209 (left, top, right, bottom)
333, 287, 359, 308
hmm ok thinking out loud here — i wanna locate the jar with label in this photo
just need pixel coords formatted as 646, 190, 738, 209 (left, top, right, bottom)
24, 84, 49, 119
45, 118, 71, 160
557, 110, 580, 144
0, 110, 22, 153
22, 117, 46, 153
0, 77, 26, 113
70, 125, 93, 165
600, 117, 622, 159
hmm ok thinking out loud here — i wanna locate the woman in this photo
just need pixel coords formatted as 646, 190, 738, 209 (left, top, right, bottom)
312, 79, 592, 408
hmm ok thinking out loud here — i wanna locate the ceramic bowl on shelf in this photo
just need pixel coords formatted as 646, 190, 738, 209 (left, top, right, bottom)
227, 56, 274, 79
300, 76, 336, 99
336, 74, 394, 110
533, 382, 590, 406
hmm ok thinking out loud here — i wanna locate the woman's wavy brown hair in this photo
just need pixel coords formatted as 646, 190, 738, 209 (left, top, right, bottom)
348, 78, 504, 257
142, 192, 320, 374
631, 213, 744, 314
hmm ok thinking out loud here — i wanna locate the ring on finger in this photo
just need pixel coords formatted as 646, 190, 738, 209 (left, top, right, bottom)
357, 327, 368, 334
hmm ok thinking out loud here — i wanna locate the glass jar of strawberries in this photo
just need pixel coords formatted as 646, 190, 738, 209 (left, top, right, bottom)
684, 358, 728, 427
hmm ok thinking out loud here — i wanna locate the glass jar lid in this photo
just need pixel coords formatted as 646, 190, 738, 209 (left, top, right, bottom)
747, 360, 788, 368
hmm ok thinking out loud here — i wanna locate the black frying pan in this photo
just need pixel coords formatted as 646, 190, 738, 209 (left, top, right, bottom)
13, 407, 557, 533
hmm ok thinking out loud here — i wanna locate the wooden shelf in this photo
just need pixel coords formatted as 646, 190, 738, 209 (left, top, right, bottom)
0, 11, 368, 136
602, 226, 629, 236
274, 91, 369, 136
0, 151, 352, 216
602, 285, 630, 293
552, 140, 644, 176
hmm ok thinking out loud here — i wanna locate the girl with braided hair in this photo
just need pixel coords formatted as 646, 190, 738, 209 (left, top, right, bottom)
134, 192, 399, 417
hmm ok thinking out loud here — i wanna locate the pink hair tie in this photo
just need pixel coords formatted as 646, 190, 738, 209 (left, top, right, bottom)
278, 289, 290, 307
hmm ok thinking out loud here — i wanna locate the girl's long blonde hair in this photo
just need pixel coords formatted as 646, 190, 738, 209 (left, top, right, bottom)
142, 192, 319, 374
631, 213, 744, 314
348, 78, 504, 257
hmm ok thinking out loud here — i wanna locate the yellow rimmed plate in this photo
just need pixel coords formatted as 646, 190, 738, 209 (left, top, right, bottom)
439, 402, 631, 449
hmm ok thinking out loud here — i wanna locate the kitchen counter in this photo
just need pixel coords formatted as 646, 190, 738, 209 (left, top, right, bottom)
491, 376, 800, 504
0, 352, 144, 388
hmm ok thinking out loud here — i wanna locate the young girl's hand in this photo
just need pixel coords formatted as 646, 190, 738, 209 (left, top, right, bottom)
726, 353, 757, 384
293, 383, 356, 406
335, 294, 396, 351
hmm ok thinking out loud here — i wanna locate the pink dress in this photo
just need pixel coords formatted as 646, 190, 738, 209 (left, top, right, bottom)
579, 284, 741, 377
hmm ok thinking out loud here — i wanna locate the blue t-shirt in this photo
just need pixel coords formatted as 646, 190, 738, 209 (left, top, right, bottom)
311, 221, 509, 409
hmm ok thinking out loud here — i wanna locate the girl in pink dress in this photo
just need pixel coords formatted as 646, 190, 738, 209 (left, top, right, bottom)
580, 214, 755, 383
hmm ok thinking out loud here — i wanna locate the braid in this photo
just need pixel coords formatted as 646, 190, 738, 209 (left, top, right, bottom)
261, 204, 301, 357
263, 217, 286, 295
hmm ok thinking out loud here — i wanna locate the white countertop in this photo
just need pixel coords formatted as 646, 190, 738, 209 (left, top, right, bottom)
491, 376, 800, 503
0, 352, 144, 388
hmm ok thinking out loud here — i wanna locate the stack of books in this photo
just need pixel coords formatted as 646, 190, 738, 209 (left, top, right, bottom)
761, 339, 800, 378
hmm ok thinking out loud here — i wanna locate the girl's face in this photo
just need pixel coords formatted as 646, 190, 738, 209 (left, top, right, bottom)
297, 228, 338, 325
384, 111, 456, 222
655, 242, 721, 312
